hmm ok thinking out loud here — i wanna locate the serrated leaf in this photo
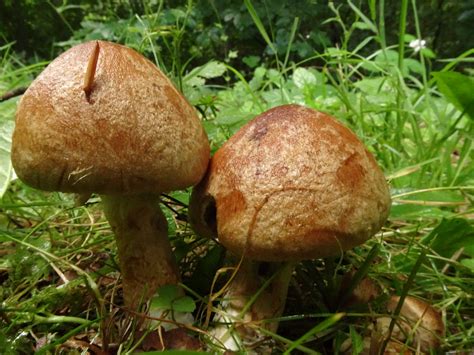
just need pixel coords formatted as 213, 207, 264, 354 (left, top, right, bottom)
186, 61, 226, 80
293, 67, 317, 89
172, 296, 196, 313
184, 61, 227, 88
185, 76, 205, 88
432, 71, 474, 119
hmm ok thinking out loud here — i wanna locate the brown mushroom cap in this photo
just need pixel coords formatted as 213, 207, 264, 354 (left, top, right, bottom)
12, 41, 209, 194
387, 296, 444, 351
190, 104, 390, 261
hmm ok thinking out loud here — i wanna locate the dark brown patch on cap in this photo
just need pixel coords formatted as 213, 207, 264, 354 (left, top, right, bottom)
336, 153, 366, 189
217, 189, 247, 223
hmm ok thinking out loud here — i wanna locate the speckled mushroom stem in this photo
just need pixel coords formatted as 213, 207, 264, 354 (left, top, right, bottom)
101, 194, 181, 310
211, 257, 295, 351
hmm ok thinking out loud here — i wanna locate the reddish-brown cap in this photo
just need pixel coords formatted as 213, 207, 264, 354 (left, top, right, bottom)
12, 41, 209, 194
190, 104, 390, 261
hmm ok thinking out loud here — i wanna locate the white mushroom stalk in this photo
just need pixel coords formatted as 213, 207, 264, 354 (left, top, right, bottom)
190, 105, 391, 351
210, 258, 295, 351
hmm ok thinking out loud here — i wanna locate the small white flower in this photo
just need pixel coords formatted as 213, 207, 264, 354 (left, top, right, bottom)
409, 39, 426, 53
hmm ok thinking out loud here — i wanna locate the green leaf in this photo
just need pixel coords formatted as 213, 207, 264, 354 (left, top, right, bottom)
349, 325, 364, 354
150, 285, 181, 310
150, 285, 195, 313
193, 61, 226, 79
389, 204, 454, 220
432, 71, 474, 119
184, 61, 226, 87
421, 218, 474, 258
420, 47, 436, 59
293, 67, 317, 89
243, 55, 260, 68
460, 258, 474, 271
0, 96, 16, 199
0, 120, 13, 198
405, 58, 424, 74
172, 296, 196, 313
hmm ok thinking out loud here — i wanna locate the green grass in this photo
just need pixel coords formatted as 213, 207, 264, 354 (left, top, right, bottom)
1, 1, 473, 353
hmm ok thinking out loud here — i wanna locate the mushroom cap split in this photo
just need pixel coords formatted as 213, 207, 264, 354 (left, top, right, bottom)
12, 40, 210, 195
190, 104, 390, 261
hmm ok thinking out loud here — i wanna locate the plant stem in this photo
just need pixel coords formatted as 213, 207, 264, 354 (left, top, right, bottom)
101, 194, 180, 310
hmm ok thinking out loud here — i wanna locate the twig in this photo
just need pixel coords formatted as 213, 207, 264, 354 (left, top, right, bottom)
83, 41, 100, 101
0, 87, 27, 102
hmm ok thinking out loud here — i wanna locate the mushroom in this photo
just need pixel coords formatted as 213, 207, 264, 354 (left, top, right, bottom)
11, 41, 210, 310
189, 104, 390, 350
386, 296, 444, 352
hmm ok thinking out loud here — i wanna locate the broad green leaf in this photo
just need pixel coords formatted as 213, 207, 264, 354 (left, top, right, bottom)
0, 120, 13, 198
184, 61, 226, 87
405, 58, 424, 74
349, 325, 364, 354
192, 61, 226, 79
0, 97, 16, 198
150, 285, 195, 313
432, 71, 474, 120
293, 67, 317, 89
421, 218, 474, 258
389, 204, 454, 220
242, 55, 260, 68
172, 296, 196, 313
460, 258, 474, 271
150, 285, 181, 309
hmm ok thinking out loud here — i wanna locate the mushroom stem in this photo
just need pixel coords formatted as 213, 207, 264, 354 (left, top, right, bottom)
101, 194, 180, 310
211, 256, 294, 350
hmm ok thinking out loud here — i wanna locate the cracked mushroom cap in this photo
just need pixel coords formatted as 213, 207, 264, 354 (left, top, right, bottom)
12, 41, 209, 195
190, 105, 390, 261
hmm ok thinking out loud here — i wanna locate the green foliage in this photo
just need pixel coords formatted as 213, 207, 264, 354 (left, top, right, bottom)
0, 117, 13, 198
0, 0, 84, 58
0, 0, 473, 353
433, 71, 474, 120
421, 218, 474, 269
150, 285, 196, 313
